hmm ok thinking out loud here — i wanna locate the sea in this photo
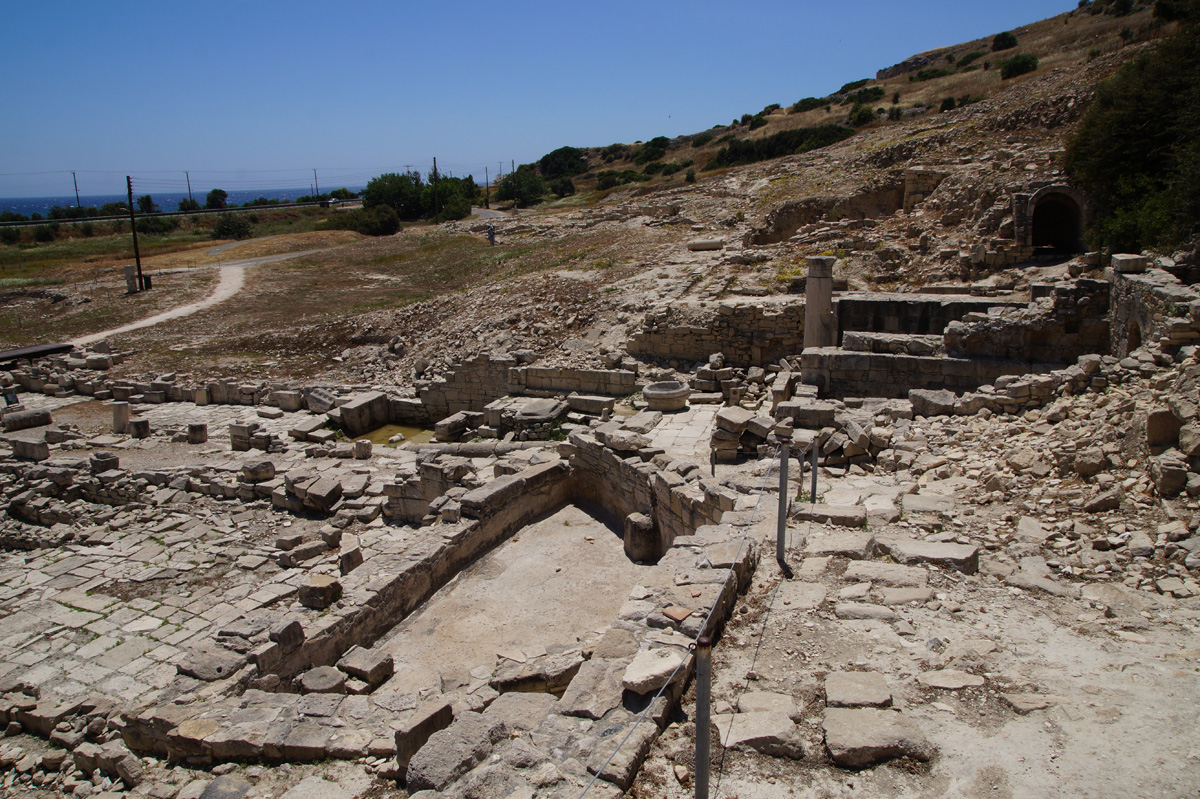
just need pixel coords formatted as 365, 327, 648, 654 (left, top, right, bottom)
0, 187, 362, 218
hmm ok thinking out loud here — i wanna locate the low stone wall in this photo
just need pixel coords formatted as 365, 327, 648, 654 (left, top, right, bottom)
944, 279, 1111, 363
800, 347, 1059, 399
1110, 268, 1200, 357
835, 293, 1023, 338
628, 302, 807, 367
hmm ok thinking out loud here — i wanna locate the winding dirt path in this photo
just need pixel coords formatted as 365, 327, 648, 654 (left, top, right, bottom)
71, 248, 330, 347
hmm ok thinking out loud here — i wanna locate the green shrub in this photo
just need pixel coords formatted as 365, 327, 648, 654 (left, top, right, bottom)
600, 144, 628, 163
495, 167, 547, 207
992, 31, 1019, 51
705, 124, 856, 169
957, 50, 987, 68
748, 115, 768, 130
1066, 0, 1200, 250
550, 177, 576, 197
33, 224, 58, 242
849, 104, 876, 126
538, 146, 588, 178
685, 169, 696, 183
790, 96, 827, 114
761, 103, 781, 115
212, 213, 252, 240
1000, 54, 1039, 79
633, 144, 667, 164
888, 106, 903, 121
135, 217, 179, 235
838, 79, 869, 94
691, 132, 714, 148
845, 86, 885, 105
0, 227, 19, 245
915, 67, 953, 81
321, 205, 401, 236
178, 198, 201, 212
940, 97, 957, 112
205, 189, 228, 209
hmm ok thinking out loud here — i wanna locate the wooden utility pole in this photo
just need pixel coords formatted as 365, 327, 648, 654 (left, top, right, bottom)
186, 171, 193, 204
484, 166, 489, 208
126, 176, 144, 291
72, 172, 80, 208
432, 157, 439, 219
313, 169, 320, 197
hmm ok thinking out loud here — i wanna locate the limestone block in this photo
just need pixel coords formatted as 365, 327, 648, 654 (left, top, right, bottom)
406, 712, 509, 792
877, 537, 979, 574
395, 701, 454, 770
712, 711, 804, 759
298, 666, 346, 694
822, 708, 934, 768
622, 648, 686, 694
1111, 253, 1149, 274
825, 672, 892, 708
298, 575, 342, 609
336, 646, 394, 686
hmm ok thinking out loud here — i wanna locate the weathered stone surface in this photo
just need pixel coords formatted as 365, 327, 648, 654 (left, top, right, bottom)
407, 712, 509, 792
559, 658, 625, 720
298, 575, 342, 609
823, 708, 934, 768
622, 648, 686, 694
803, 531, 875, 559
776, 581, 827, 610
842, 561, 927, 587
177, 648, 246, 682
336, 646, 394, 686
825, 671, 892, 708
585, 718, 658, 790
198, 775, 253, 799
298, 666, 346, 694
794, 504, 866, 528
1002, 693, 1066, 714
877, 537, 979, 574
279, 777, 353, 799
737, 691, 802, 722
269, 618, 304, 652
917, 669, 985, 689
242, 460, 275, 482
396, 701, 454, 769
909, 389, 957, 418
482, 691, 558, 731
304, 477, 342, 512
1016, 516, 1053, 543
712, 711, 804, 759
835, 603, 896, 621
879, 586, 934, 605
1005, 572, 1082, 598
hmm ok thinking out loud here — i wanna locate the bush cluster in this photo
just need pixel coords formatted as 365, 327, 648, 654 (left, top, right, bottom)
321, 205, 400, 236
211, 214, 252, 240
705, 125, 856, 170
1067, 0, 1200, 250
790, 97, 827, 114
495, 167, 547, 207
363, 171, 477, 220
1000, 54, 1039, 79
992, 31, 1019, 51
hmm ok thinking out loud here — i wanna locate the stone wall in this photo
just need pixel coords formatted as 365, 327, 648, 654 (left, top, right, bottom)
800, 347, 1059, 399
944, 279, 1111, 363
903, 168, 950, 211
1110, 269, 1200, 357
835, 294, 1023, 338
627, 302, 807, 367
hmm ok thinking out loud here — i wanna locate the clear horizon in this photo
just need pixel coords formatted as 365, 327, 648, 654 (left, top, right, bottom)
1, 0, 1078, 199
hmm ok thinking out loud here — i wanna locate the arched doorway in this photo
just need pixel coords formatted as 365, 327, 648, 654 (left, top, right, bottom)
1031, 192, 1084, 253
1127, 321, 1142, 354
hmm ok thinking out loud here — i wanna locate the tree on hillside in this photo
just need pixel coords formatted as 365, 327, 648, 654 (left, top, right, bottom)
538, 146, 588, 179
1065, 0, 1200, 250
137, 194, 158, 214
363, 171, 426, 219
495, 166, 547, 208
205, 188, 228, 209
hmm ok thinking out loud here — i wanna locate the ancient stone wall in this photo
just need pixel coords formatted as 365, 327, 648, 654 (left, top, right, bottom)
799, 347, 1059, 399
627, 302, 807, 367
944, 279, 1111, 363
836, 294, 1023, 339
1110, 269, 1200, 357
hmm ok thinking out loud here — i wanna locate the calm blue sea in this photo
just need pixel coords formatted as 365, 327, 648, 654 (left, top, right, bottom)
0, 187, 362, 217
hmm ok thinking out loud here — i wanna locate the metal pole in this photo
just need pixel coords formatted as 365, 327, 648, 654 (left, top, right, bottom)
72, 172, 80, 208
484, 166, 490, 208
186, 171, 193, 204
810, 442, 819, 503
127, 176, 144, 292
777, 436, 791, 576
694, 637, 712, 799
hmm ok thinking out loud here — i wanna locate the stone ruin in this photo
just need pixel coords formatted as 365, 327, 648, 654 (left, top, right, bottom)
1, 249, 1200, 796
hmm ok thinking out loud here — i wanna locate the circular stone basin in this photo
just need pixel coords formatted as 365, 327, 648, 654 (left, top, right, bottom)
643, 381, 691, 412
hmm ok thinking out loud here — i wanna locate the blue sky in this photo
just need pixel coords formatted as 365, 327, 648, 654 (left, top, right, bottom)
0, 1, 1078, 198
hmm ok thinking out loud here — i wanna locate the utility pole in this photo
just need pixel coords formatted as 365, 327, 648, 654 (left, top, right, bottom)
511, 159, 515, 174
313, 169, 320, 197
126, 176, 144, 291
484, 166, 489, 208
432, 157, 439, 219
186, 171, 193, 205
72, 172, 80, 208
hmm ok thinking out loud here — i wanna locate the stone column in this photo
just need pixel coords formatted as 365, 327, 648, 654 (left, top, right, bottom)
112, 401, 130, 434
187, 423, 208, 444
803, 256, 837, 350
129, 418, 151, 439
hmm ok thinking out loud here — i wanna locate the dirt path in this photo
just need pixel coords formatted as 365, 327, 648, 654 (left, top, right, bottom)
70, 248, 331, 346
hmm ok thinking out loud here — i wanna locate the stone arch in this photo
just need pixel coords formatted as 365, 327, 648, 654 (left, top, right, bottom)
1013, 185, 1089, 252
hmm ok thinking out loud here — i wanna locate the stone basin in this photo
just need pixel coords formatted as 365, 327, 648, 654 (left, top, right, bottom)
643, 381, 691, 412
